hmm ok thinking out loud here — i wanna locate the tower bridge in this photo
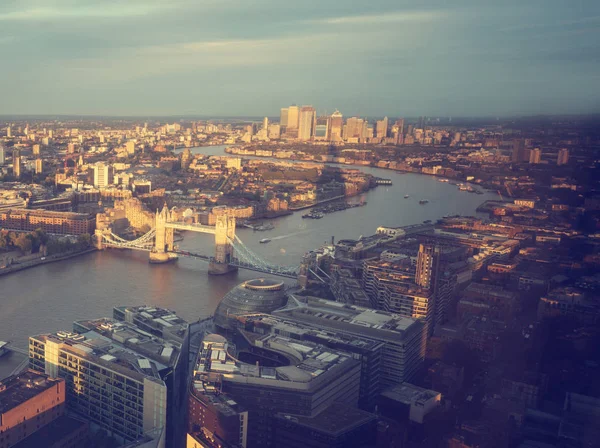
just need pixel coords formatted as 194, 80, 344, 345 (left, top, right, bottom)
96, 204, 298, 278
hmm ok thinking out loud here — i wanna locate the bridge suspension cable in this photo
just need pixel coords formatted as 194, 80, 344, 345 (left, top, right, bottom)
229, 235, 299, 277
101, 228, 156, 250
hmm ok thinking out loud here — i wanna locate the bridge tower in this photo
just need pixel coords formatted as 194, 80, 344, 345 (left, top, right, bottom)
208, 208, 238, 275
150, 204, 174, 263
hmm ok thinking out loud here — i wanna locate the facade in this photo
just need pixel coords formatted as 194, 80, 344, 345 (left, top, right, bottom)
330, 110, 343, 141
376, 117, 388, 139
0, 144, 5, 164
511, 139, 527, 163
34, 159, 42, 175
529, 148, 542, 164
557, 148, 569, 165
279, 108, 288, 128
377, 383, 441, 424
0, 370, 66, 448
93, 162, 114, 188
29, 327, 170, 445
0, 209, 95, 235
314, 116, 330, 141
297, 106, 316, 141
415, 243, 440, 290
286, 105, 299, 130
214, 279, 288, 330
12, 150, 21, 178
192, 332, 361, 447
273, 296, 426, 386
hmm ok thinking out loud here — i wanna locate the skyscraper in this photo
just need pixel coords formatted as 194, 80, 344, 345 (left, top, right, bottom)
93, 162, 113, 188
415, 244, 440, 290
330, 110, 343, 142
287, 105, 300, 129
13, 149, 21, 178
345, 117, 365, 141
511, 139, 527, 163
376, 117, 388, 139
314, 116, 331, 141
557, 148, 569, 165
529, 148, 542, 164
298, 106, 316, 141
6, 126, 11, 137
0, 144, 4, 164
35, 158, 43, 174
279, 108, 289, 127
263, 116, 269, 130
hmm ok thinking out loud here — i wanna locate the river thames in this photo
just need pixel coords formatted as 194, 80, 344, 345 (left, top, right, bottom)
0, 146, 497, 349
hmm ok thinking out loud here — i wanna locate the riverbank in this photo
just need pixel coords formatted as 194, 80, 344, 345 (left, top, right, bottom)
0, 248, 97, 277
288, 195, 347, 211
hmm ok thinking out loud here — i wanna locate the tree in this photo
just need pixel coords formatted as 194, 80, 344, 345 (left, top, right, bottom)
14, 234, 33, 253
77, 233, 91, 249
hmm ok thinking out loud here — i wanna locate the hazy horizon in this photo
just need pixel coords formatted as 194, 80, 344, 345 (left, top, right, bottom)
1, 0, 599, 117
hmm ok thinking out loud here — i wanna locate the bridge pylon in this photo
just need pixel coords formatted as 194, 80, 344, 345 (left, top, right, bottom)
208, 208, 238, 275
150, 203, 175, 263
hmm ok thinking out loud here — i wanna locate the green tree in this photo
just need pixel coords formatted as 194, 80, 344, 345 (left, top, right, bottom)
77, 233, 91, 249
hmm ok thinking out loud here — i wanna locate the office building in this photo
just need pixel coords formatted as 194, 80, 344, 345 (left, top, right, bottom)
0, 209, 95, 235
0, 370, 66, 448
273, 296, 426, 386
192, 331, 361, 447
29, 308, 191, 447
34, 159, 42, 175
376, 117, 389, 139
377, 383, 441, 424
6, 126, 11, 138
330, 110, 343, 141
286, 105, 299, 130
93, 162, 114, 188
529, 147, 542, 164
298, 106, 316, 141
415, 243, 440, 290
126, 141, 136, 155
262, 117, 268, 130
214, 279, 288, 330
511, 139, 527, 163
32, 144, 40, 155
272, 403, 377, 448
557, 147, 569, 165
0, 144, 5, 164
29, 329, 168, 445
12, 150, 21, 178
279, 108, 288, 128
314, 115, 330, 141
188, 334, 248, 448
344, 117, 365, 141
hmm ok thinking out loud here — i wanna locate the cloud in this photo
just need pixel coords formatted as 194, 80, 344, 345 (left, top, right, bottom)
0, 3, 168, 21
314, 10, 448, 25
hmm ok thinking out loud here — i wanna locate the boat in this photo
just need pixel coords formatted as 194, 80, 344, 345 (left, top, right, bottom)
423, 220, 432, 224
404, 195, 410, 199
0, 341, 9, 357
259, 238, 271, 244
419, 199, 429, 205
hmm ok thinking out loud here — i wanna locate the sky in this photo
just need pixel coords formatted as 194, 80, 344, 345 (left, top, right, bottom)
0, 0, 599, 117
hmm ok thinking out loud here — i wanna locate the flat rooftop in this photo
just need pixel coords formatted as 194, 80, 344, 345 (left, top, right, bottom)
381, 382, 441, 406
273, 296, 423, 342
0, 370, 63, 415
277, 402, 376, 435
13, 415, 88, 448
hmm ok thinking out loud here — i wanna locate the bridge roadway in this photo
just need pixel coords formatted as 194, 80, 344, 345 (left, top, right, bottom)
174, 250, 298, 279
164, 222, 215, 233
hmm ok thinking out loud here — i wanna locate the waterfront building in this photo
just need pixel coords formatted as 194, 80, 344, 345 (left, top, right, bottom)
273, 296, 426, 386
0, 370, 66, 448
298, 106, 316, 141
376, 116, 389, 139
214, 279, 288, 330
279, 108, 288, 127
192, 331, 361, 447
29, 314, 189, 446
286, 105, 299, 130
330, 110, 343, 142
314, 115, 330, 141
557, 147, 569, 165
0, 209, 95, 235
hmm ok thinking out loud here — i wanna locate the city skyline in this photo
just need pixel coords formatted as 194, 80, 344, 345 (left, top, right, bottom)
1, 0, 599, 117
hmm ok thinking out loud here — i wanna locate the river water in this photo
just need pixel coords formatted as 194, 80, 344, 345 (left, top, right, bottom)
0, 146, 497, 349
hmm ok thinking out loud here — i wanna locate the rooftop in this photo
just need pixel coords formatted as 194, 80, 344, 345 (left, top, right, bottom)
381, 382, 441, 406
0, 370, 63, 415
276, 402, 376, 435
12, 415, 88, 448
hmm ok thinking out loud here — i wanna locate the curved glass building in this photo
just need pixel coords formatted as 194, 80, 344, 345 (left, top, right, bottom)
214, 278, 287, 329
